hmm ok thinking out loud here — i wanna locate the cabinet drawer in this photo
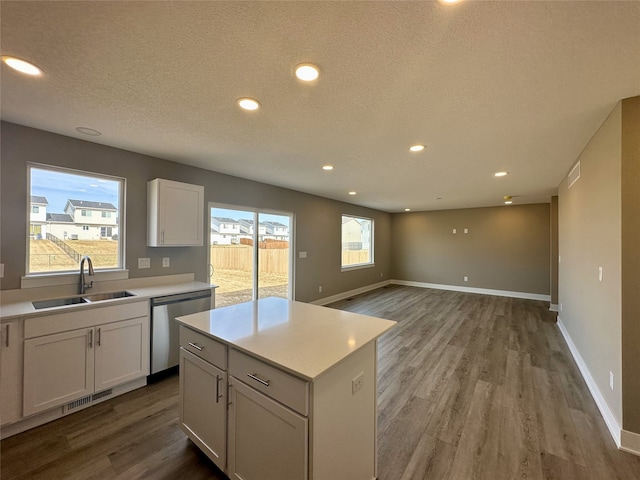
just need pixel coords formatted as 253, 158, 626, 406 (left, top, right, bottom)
180, 326, 226, 369
229, 349, 308, 416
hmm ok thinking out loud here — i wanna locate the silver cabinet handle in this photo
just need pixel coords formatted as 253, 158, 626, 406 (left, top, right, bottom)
4, 324, 10, 348
216, 374, 223, 403
247, 373, 270, 387
188, 342, 203, 351
96, 328, 101, 346
88, 329, 93, 348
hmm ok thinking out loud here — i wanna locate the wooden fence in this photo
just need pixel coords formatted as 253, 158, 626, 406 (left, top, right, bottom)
210, 246, 289, 274
341, 250, 370, 266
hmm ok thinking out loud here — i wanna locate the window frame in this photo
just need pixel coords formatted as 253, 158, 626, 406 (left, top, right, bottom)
340, 214, 375, 271
26, 163, 126, 278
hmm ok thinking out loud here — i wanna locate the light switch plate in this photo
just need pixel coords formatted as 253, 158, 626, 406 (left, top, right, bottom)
299, 251, 307, 259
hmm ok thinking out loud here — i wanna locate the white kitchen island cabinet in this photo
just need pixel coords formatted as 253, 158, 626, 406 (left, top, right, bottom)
176, 297, 396, 480
147, 178, 204, 247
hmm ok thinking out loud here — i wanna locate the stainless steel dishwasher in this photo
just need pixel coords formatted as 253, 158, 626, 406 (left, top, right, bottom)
150, 289, 212, 376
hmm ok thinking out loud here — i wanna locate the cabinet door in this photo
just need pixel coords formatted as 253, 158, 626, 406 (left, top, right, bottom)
94, 317, 149, 391
23, 328, 94, 416
148, 179, 204, 246
180, 348, 227, 471
1, 319, 24, 425
228, 377, 308, 480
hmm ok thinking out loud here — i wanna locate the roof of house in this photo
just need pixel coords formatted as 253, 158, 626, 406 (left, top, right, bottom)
30, 195, 48, 205
212, 217, 239, 224
46, 213, 74, 223
67, 199, 117, 211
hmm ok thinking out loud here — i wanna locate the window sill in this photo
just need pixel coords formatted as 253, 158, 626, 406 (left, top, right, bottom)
21, 269, 129, 289
341, 263, 375, 273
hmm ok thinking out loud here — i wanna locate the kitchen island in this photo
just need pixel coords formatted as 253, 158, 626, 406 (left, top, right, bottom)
176, 296, 396, 480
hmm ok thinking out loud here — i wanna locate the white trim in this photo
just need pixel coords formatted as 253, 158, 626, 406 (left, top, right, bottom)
549, 303, 559, 312
556, 317, 622, 448
390, 280, 551, 302
340, 263, 376, 273
621, 430, 640, 456
310, 280, 391, 306
21, 269, 129, 289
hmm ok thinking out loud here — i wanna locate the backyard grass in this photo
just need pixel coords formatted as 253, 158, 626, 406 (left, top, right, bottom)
29, 239, 118, 272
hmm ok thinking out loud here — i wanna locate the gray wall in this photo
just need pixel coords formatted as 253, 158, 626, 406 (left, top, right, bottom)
0, 122, 391, 303
390, 204, 551, 295
558, 103, 623, 428
621, 96, 640, 433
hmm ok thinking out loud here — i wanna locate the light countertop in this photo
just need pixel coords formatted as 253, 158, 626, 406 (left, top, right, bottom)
1, 276, 216, 321
176, 297, 396, 381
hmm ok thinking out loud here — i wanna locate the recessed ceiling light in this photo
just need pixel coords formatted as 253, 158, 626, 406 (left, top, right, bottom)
322, 164, 334, 171
348, 191, 357, 196
75, 126, 102, 136
504, 195, 513, 205
237, 97, 261, 111
409, 144, 425, 152
2, 56, 42, 76
439, 0, 462, 4
294, 63, 320, 82
436, 197, 443, 200
494, 171, 508, 177
404, 208, 411, 212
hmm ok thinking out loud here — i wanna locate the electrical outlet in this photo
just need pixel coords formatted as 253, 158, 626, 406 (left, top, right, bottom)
299, 251, 307, 259
610, 372, 614, 391
464, 276, 468, 282
138, 258, 150, 269
319, 286, 323, 293
453, 228, 457, 234
163, 257, 170, 268
599, 266, 603, 282
0, 263, 4, 279
380, 272, 384, 277
352, 372, 364, 394
464, 228, 468, 234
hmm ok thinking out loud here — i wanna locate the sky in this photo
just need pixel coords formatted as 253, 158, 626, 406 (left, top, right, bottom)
211, 207, 290, 227
31, 167, 120, 214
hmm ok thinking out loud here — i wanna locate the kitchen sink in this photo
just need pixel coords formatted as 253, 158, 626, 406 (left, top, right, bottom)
32, 290, 136, 309
83, 291, 136, 302
32, 296, 88, 309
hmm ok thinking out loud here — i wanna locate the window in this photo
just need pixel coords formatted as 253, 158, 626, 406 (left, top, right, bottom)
341, 215, 374, 269
28, 164, 124, 274
32, 205, 39, 213
102, 211, 111, 218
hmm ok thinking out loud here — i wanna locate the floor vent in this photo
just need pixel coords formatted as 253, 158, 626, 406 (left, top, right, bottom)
568, 161, 581, 188
65, 389, 113, 412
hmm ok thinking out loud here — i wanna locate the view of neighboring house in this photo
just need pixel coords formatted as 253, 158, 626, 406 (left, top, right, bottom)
29, 196, 48, 238
341, 216, 371, 251
210, 216, 289, 245
29, 197, 119, 240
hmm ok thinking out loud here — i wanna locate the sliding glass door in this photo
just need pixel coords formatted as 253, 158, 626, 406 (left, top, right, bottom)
209, 205, 292, 308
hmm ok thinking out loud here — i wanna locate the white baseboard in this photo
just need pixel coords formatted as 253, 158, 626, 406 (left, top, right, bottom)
549, 303, 559, 312
621, 430, 640, 456
556, 317, 622, 448
311, 280, 392, 306
391, 280, 551, 302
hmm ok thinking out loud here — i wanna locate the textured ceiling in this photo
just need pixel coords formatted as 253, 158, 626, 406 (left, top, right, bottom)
1, 1, 639, 212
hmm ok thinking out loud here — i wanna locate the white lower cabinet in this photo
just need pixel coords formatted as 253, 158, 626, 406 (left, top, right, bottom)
23, 302, 149, 417
1, 319, 24, 426
23, 328, 94, 415
179, 348, 227, 471
228, 377, 308, 480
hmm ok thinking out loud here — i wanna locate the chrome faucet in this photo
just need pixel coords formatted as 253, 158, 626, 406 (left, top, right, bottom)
79, 255, 95, 294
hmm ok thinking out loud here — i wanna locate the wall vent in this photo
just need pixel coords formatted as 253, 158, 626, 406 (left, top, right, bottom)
568, 161, 581, 188
65, 389, 113, 412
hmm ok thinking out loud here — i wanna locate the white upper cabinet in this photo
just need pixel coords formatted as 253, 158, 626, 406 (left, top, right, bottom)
147, 178, 204, 246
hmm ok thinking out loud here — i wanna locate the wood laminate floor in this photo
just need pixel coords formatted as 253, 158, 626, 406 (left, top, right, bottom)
2, 286, 640, 479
